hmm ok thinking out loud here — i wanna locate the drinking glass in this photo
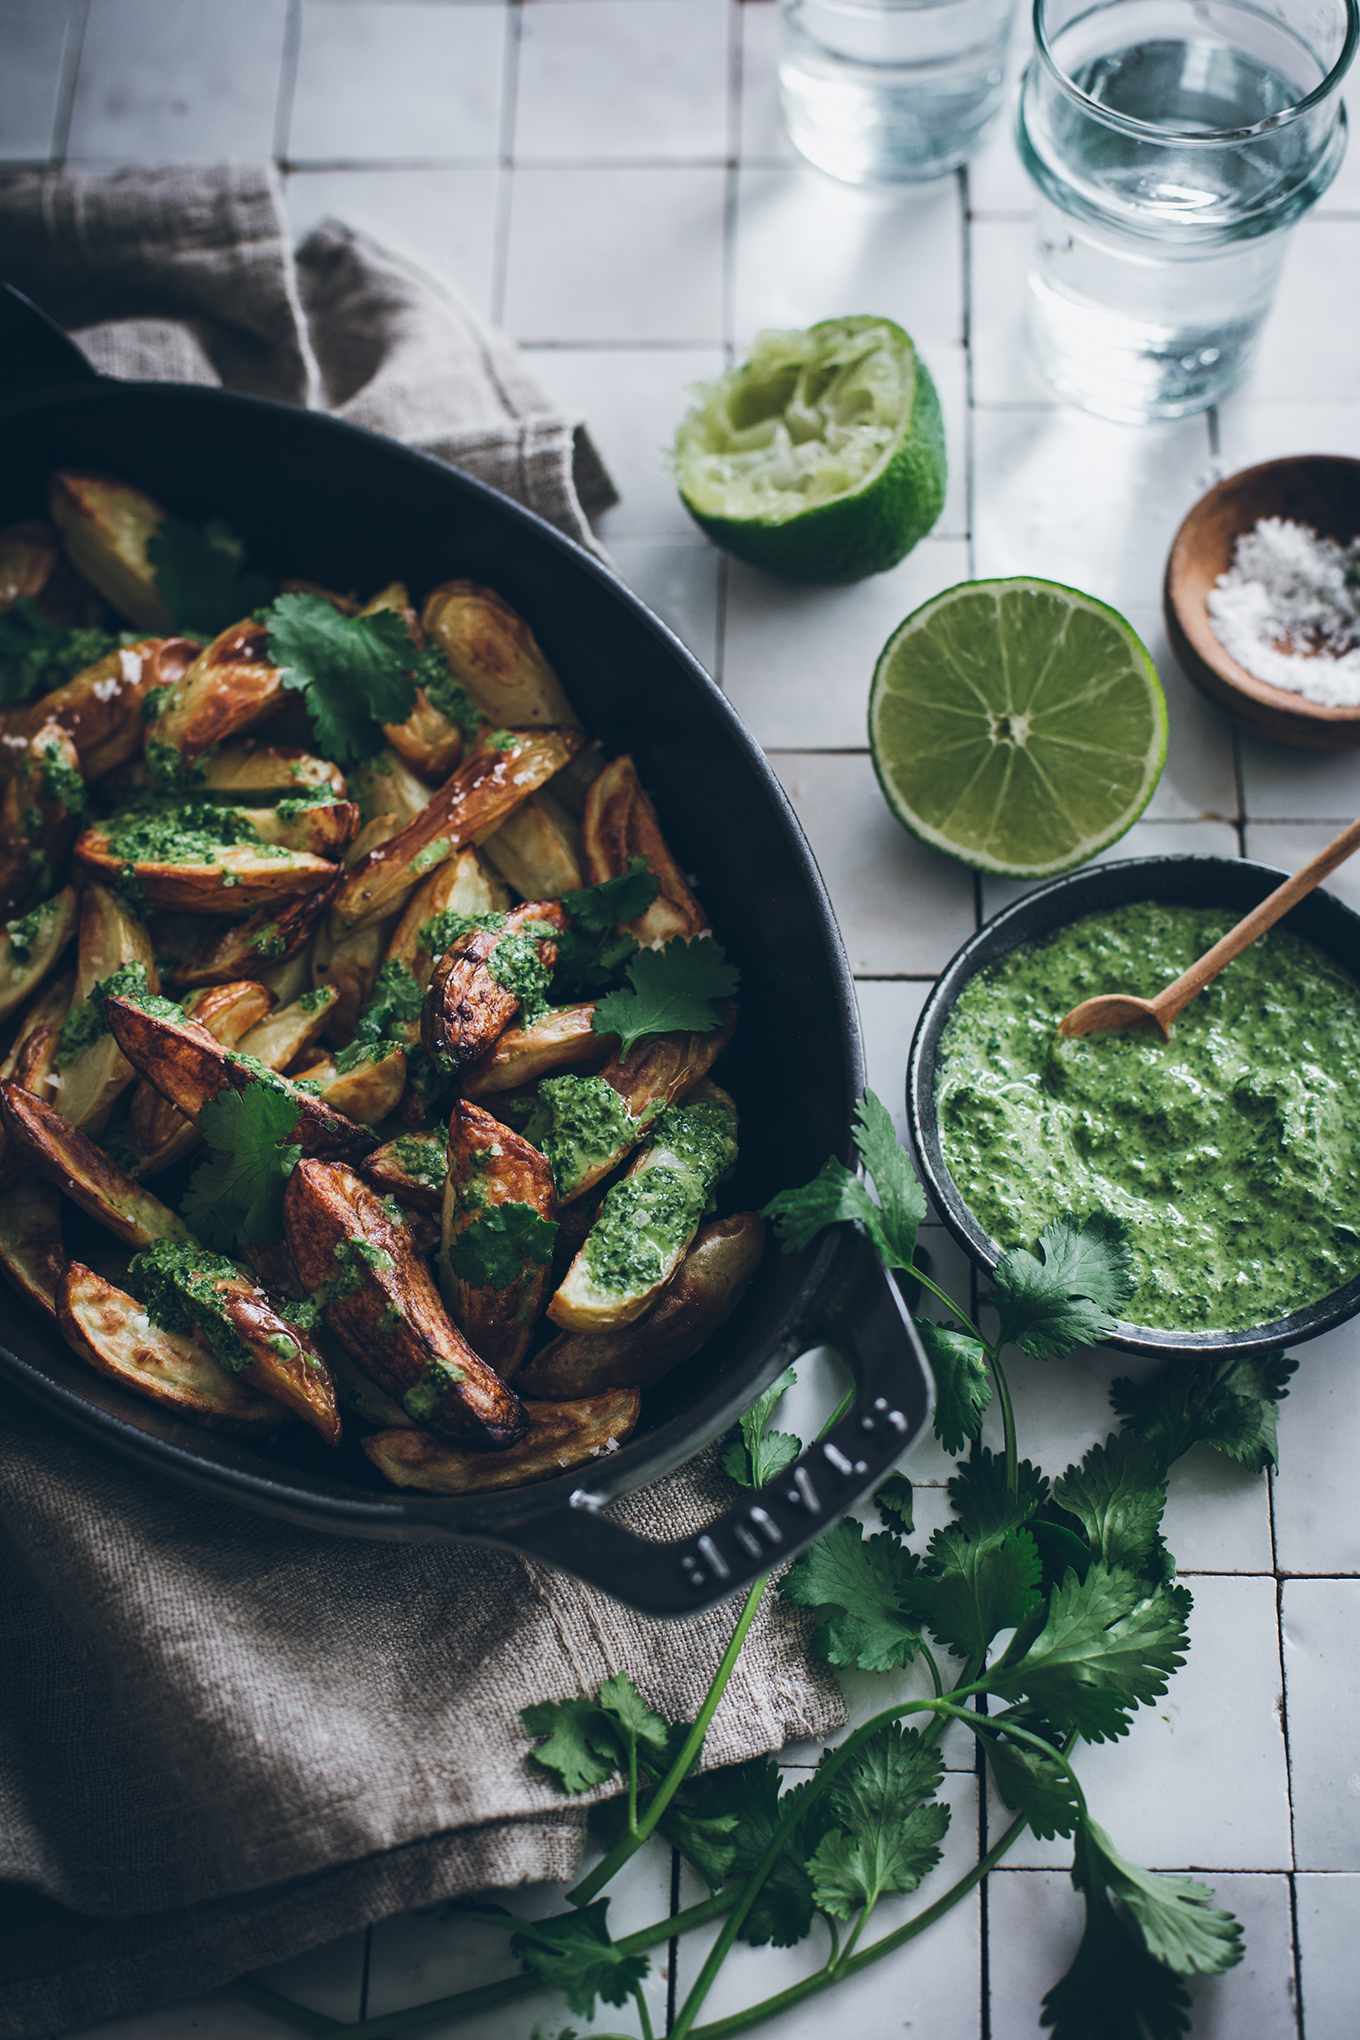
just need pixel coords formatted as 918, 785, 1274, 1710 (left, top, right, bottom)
780, 0, 1020, 182
1016, 0, 1358, 421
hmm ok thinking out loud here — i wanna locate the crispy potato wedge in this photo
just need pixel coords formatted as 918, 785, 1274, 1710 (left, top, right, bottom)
348, 749, 435, 828
103, 997, 378, 1164
0, 520, 59, 608
74, 828, 339, 916
131, 979, 275, 1173
0, 886, 77, 1024
313, 916, 388, 1047
0, 1172, 67, 1323
334, 728, 584, 932
363, 1129, 446, 1213
14, 1022, 60, 1099
423, 899, 567, 1077
294, 1045, 407, 1125
1, 636, 196, 783
58, 1262, 283, 1431
47, 471, 173, 632
174, 870, 341, 989
54, 885, 160, 1130
0, 1083, 191, 1248
550, 740, 607, 822
0, 969, 75, 1191
0, 720, 84, 918
388, 848, 510, 991
284, 1159, 527, 1446
364, 1389, 639, 1492
421, 581, 581, 730
481, 788, 585, 898
144, 619, 284, 764
441, 1099, 557, 1381
548, 1080, 738, 1332
359, 582, 466, 785
192, 742, 347, 801
461, 1003, 614, 1099
583, 754, 707, 947
521, 1212, 765, 1398
328, 1340, 414, 1428
235, 984, 339, 1073
242, 1237, 306, 1298
236, 800, 358, 860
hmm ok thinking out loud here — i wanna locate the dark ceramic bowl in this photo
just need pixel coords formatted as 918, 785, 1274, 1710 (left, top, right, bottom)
907, 854, 1360, 1360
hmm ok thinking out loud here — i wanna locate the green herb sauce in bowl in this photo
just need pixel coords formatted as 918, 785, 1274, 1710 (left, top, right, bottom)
934, 899, 1360, 1333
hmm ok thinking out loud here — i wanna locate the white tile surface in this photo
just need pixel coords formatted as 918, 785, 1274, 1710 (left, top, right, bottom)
724, 536, 970, 748
0, 0, 71, 160
286, 165, 501, 317
1243, 822, 1360, 914
979, 817, 1242, 920
253, 1929, 367, 2019
1281, 1579, 1360, 1870
1123, 604, 1239, 824
770, 750, 979, 975
738, 0, 798, 164
67, 0, 291, 161
1238, 221, 1360, 409
1239, 745, 1360, 824
1271, 1317, 1360, 1575
608, 534, 722, 673
1296, 1872, 1360, 2039
515, 0, 731, 160
504, 164, 728, 341
288, 1, 508, 162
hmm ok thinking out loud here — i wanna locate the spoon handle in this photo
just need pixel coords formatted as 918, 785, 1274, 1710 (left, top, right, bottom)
1153, 814, 1360, 1026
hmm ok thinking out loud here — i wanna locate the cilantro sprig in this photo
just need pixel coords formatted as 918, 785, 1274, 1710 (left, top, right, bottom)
0, 600, 120, 706
266, 591, 421, 766
181, 1080, 302, 1248
592, 935, 739, 1058
147, 513, 274, 639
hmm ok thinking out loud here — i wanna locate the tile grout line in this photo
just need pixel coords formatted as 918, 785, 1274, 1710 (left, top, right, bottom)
666, 1844, 682, 2034
51, 0, 92, 164
490, 0, 525, 329
272, 0, 303, 166
1267, 1462, 1307, 2037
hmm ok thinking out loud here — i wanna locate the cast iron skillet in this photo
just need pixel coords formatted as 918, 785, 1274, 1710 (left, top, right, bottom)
909, 853, 1360, 1361
0, 285, 932, 1617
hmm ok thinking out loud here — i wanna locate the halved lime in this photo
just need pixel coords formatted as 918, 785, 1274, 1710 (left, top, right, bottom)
672, 317, 946, 584
868, 579, 1167, 878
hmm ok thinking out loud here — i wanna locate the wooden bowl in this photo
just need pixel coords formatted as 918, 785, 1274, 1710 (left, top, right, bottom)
1164, 454, 1360, 750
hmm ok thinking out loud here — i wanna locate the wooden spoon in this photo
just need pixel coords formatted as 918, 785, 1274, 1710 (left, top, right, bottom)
1058, 815, 1360, 1040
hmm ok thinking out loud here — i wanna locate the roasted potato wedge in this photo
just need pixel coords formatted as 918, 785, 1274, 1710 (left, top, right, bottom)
348, 749, 435, 828
481, 789, 585, 898
144, 619, 284, 765
360, 581, 467, 784
103, 997, 378, 1164
423, 899, 568, 1077
0, 520, 59, 609
583, 754, 707, 947
236, 800, 359, 860
58, 1262, 283, 1431
192, 742, 347, 801
0, 1083, 191, 1248
284, 1159, 527, 1446
54, 885, 160, 1130
441, 1099, 557, 1381
74, 825, 339, 916
421, 581, 581, 730
47, 471, 174, 632
334, 728, 585, 932
1, 636, 196, 783
521, 1212, 765, 1398
328, 1340, 414, 1428
0, 887, 77, 1023
130, 978, 275, 1173
0, 721, 84, 918
461, 1003, 614, 1099
363, 1129, 446, 1213
549, 1080, 739, 1332
388, 848, 510, 991
235, 984, 339, 1073
0, 969, 75, 1190
364, 1389, 639, 1492
293, 1044, 407, 1125
174, 871, 341, 988
0, 1172, 67, 1323
14, 1022, 61, 1099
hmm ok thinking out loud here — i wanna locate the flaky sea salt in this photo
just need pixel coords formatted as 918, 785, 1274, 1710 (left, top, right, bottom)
1207, 516, 1360, 707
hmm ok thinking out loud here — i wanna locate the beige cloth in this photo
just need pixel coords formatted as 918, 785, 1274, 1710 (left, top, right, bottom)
0, 165, 844, 2039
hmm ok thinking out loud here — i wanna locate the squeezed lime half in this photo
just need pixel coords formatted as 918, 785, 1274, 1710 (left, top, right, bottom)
868, 578, 1167, 878
672, 317, 946, 585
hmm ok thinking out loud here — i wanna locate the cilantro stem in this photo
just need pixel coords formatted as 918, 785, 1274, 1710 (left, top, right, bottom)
634, 1981, 656, 2040
909, 1268, 988, 1348
919, 1642, 944, 1701
628, 1736, 640, 1838
988, 1347, 1020, 1503
568, 1578, 768, 1908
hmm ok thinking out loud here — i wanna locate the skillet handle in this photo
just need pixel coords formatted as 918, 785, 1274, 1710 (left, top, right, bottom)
499, 1230, 934, 1618
0, 283, 100, 395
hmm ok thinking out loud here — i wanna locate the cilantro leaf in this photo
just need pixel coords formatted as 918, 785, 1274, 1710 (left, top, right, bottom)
873, 1471, 914, 1537
1111, 1353, 1297, 1476
781, 1518, 923, 1673
677, 1757, 834, 1947
0, 599, 119, 707
1053, 1435, 1168, 1573
181, 1083, 302, 1249
984, 1709, 1083, 1840
721, 1364, 801, 1490
917, 1319, 993, 1452
266, 592, 420, 765
989, 1562, 1191, 1742
1082, 1819, 1244, 1976
448, 1202, 558, 1290
763, 1155, 877, 1255
334, 957, 423, 1073
595, 1671, 670, 1770
852, 1090, 926, 1268
807, 1725, 950, 1920
990, 1212, 1134, 1360
562, 856, 660, 934
947, 1448, 1048, 1542
509, 1899, 648, 2020
905, 1523, 1043, 1661
147, 515, 272, 638
592, 937, 739, 1058
520, 1696, 622, 1795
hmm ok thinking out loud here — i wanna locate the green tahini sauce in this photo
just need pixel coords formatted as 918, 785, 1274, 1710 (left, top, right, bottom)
936, 901, 1360, 1331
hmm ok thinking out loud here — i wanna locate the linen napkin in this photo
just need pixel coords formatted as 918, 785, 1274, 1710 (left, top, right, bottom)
0, 164, 845, 2040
